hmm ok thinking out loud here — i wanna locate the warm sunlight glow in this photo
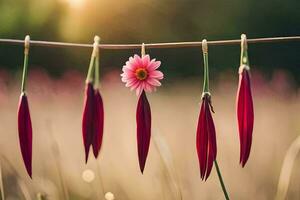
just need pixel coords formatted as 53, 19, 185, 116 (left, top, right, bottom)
68, 0, 85, 8
82, 169, 95, 183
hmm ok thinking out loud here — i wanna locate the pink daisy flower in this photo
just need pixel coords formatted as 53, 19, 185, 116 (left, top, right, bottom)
121, 55, 164, 96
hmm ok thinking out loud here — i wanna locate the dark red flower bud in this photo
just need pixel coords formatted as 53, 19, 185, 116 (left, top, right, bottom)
237, 66, 254, 167
136, 90, 151, 173
196, 93, 217, 180
18, 93, 32, 178
82, 83, 95, 163
92, 89, 104, 158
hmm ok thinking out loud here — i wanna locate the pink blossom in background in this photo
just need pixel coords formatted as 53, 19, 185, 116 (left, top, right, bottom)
121, 55, 163, 96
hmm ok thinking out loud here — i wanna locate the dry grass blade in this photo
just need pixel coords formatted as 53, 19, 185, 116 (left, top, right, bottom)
0, 159, 5, 200
36, 193, 48, 200
275, 135, 300, 200
47, 121, 70, 200
152, 131, 183, 200
95, 161, 105, 199
17, 179, 32, 200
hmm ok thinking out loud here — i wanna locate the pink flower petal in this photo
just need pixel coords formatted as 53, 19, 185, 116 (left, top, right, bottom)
126, 78, 138, 87
147, 60, 161, 71
144, 82, 154, 93
149, 70, 164, 79
130, 81, 141, 91
142, 55, 150, 66
121, 54, 163, 95
147, 78, 161, 86
121, 73, 136, 81
134, 55, 143, 67
122, 66, 135, 74
129, 56, 136, 65
136, 82, 145, 96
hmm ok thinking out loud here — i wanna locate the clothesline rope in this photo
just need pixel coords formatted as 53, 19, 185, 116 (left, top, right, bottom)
0, 36, 299, 49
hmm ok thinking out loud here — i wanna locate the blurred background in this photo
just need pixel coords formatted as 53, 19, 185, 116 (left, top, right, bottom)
0, 0, 300, 199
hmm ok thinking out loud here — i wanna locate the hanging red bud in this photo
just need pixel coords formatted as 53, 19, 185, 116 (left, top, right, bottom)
237, 65, 254, 167
82, 83, 95, 163
18, 93, 32, 178
92, 89, 104, 158
136, 90, 151, 173
196, 93, 217, 180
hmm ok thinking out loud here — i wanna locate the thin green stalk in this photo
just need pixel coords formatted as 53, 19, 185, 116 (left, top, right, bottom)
202, 40, 230, 199
21, 53, 29, 93
240, 34, 249, 66
214, 160, 230, 200
95, 161, 105, 198
275, 135, 300, 200
47, 121, 70, 200
153, 130, 183, 200
94, 54, 100, 89
202, 51, 209, 93
141, 43, 145, 56
88, 37, 100, 85
0, 159, 4, 200
86, 54, 96, 83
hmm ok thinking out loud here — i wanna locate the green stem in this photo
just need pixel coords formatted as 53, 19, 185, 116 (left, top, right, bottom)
240, 38, 249, 66
21, 53, 29, 93
141, 43, 145, 57
94, 52, 100, 88
86, 53, 95, 83
202, 52, 209, 93
214, 160, 230, 200
240, 48, 249, 66
0, 159, 5, 200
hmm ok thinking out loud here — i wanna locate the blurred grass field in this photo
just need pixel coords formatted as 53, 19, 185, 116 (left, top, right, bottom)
0, 68, 299, 200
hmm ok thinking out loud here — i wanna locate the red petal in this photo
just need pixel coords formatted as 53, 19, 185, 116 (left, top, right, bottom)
205, 102, 217, 180
196, 99, 208, 179
82, 83, 95, 163
196, 95, 217, 180
92, 89, 104, 158
237, 68, 254, 167
18, 93, 32, 178
136, 90, 151, 173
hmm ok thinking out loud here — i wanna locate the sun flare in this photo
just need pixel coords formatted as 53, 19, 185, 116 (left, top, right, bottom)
67, 0, 85, 8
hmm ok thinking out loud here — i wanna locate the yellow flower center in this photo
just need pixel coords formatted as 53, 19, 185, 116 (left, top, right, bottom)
135, 68, 148, 80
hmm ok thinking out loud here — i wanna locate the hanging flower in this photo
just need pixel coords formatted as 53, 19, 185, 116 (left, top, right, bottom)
196, 39, 218, 181
82, 36, 104, 163
196, 92, 217, 180
18, 35, 33, 178
121, 53, 163, 173
236, 34, 254, 167
121, 55, 163, 96
18, 93, 32, 178
237, 65, 254, 167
